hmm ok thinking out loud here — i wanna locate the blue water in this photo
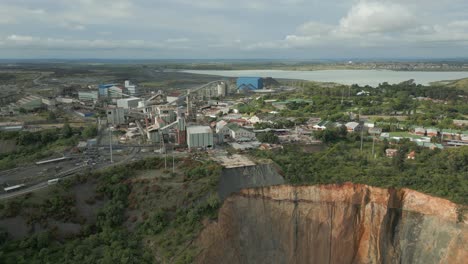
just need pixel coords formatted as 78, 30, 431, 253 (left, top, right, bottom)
182, 69, 468, 87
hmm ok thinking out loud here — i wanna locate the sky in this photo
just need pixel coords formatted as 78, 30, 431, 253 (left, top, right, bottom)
1, 0, 468, 59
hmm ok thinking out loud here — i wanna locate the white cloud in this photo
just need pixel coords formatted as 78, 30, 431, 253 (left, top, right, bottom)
7, 34, 35, 42
338, 1, 416, 34
244, 0, 468, 51
297, 21, 334, 36
0, 0, 467, 58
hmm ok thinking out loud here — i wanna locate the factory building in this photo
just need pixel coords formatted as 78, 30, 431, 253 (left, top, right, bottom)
125, 80, 139, 96
146, 125, 161, 143
108, 85, 124, 98
99, 84, 116, 97
78, 90, 99, 103
237, 77, 263, 90
41, 97, 56, 109
186, 126, 213, 150
16, 95, 43, 111
176, 117, 187, 145
154, 105, 177, 123
217, 82, 227, 97
107, 107, 126, 125
117, 98, 141, 109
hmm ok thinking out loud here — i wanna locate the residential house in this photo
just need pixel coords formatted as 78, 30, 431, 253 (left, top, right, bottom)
345, 122, 362, 132
226, 123, 256, 141
453, 120, 468, 127
386, 149, 398, 158
313, 121, 329, 131
460, 133, 468, 142
368, 127, 382, 135
248, 115, 262, 124
407, 151, 416, 160
216, 120, 231, 140
441, 129, 460, 140
228, 119, 248, 126
414, 127, 426, 136
426, 128, 439, 137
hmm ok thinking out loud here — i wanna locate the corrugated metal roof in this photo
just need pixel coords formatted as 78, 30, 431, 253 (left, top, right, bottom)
187, 126, 212, 134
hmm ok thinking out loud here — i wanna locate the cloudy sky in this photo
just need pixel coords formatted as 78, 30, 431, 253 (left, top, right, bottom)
1, 0, 468, 59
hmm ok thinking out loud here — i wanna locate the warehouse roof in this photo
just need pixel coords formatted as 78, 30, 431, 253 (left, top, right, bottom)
18, 95, 42, 105
187, 126, 212, 134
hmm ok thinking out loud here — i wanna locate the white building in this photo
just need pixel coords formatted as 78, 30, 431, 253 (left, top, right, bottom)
345, 122, 362, 132
78, 90, 99, 103
108, 86, 124, 98
117, 98, 141, 109
125, 80, 139, 96
107, 108, 126, 125
226, 123, 256, 141
16, 95, 43, 111
187, 126, 214, 150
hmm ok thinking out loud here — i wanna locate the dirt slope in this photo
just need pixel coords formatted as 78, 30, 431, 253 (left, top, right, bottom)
197, 183, 467, 264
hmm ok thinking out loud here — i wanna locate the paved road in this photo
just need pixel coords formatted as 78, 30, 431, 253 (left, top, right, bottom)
0, 146, 193, 200
0, 147, 141, 200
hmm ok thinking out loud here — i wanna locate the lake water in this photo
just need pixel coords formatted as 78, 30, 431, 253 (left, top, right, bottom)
182, 69, 468, 87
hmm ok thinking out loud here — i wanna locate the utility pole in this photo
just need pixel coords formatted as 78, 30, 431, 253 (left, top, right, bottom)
109, 127, 113, 163
172, 145, 175, 174
341, 87, 344, 105
161, 134, 166, 169
359, 109, 364, 152
372, 136, 375, 158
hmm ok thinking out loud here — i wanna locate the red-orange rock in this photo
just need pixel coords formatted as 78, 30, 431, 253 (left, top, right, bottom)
197, 183, 467, 264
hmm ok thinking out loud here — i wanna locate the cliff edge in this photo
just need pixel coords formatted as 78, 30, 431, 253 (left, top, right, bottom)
197, 183, 468, 264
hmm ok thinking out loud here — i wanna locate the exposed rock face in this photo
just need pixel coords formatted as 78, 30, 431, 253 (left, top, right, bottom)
197, 183, 468, 264
218, 164, 284, 200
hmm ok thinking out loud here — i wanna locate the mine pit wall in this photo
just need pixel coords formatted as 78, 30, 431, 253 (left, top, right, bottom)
198, 183, 468, 264
218, 164, 285, 200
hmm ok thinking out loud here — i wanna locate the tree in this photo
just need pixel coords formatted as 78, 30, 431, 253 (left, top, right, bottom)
47, 111, 57, 121
82, 125, 98, 138
256, 131, 279, 144
62, 123, 73, 138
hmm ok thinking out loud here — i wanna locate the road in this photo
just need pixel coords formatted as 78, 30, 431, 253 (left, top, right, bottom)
0, 146, 157, 200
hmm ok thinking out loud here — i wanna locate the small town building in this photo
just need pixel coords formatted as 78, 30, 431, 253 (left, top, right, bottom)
368, 127, 382, 135
426, 128, 439, 137
386, 149, 398, 157
345, 122, 363, 132
0, 122, 24, 132
226, 123, 256, 141
407, 151, 416, 160
414, 127, 426, 135
313, 121, 330, 131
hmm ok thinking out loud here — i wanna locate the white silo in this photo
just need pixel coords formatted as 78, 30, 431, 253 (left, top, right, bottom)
217, 82, 227, 97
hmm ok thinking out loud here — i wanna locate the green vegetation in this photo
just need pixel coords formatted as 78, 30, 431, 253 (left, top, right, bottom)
0, 124, 98, 170
0, 157, 222, 263
251, 142, 468, 205
249, 80, 468, 129
256, 131, 280, 144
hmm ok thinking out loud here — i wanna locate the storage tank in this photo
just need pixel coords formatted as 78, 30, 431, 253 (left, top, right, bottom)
217, 82, 227, 97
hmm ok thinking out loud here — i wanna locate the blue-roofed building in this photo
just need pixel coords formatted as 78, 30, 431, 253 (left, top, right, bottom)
237, 77, 263, 90
99, 84, 116, 97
